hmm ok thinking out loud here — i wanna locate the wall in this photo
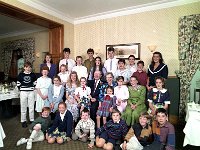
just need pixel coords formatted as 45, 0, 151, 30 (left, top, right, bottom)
0, 0, 75, 58
74, 2, 200, 76
0, 30, 49, 73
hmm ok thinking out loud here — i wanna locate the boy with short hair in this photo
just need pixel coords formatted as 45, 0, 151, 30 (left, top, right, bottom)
17, 62, 37, 128
72, 56, 88, 80
132, 60, 148, 86
96, 108, 128, 150
104, 47, 118, 75
72, 108, 95, 148
143, 108, 175, 150
16, 107, 51, 149
59, 48, 75, 72
121, 112, 152, 150
84, 48, 95, 73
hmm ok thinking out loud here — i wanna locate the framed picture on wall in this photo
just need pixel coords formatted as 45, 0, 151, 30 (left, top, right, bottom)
106, 43, 140, 60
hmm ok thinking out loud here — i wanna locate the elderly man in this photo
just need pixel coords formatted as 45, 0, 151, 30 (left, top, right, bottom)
87, 70, 103, 123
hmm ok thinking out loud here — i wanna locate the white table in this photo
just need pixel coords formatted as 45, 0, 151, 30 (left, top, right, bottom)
0, 123, 6, 147
183, 102, 200, 146
0, 89, 19, 102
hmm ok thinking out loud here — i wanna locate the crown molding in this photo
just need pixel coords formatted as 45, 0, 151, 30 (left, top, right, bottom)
0, 29, 48, 40
17, 0, 74, 24
74, 0, 200, 24
17, 0, 199, 25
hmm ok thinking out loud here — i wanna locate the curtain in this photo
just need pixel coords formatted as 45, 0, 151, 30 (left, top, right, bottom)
1, 38, 35, 80
176, 14, 200, 119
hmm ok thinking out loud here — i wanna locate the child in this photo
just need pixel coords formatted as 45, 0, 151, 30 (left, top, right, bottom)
114, 76, 129, 112
143, 108, 175, 150
65, 71, 80, 122
58, 64, 70, 85
147, 76, 170, 116
47, 76, 64, 115
115, 59, 131, 84
75, 77, 91, 112
16, 107, 51, 149
35, 66, 52, 113
96, 86, 117, 128
96, 109, 128, 150
132, 61, 148, 86
46, 102, 73, 144
17, 61, 37, 128
72, 56, 88, 80
121, 112, 152, 150
72, 108, 95, 148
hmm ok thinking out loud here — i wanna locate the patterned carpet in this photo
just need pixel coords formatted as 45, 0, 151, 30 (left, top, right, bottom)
0, 106, 200, 150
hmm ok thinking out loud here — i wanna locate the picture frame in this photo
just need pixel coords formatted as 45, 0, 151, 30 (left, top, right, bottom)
106, 43, 140, 60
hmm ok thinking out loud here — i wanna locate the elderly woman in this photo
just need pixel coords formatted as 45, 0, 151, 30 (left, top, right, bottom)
88, 56, 107, 81
122, 76, 146, 126
40, 53, 57, 79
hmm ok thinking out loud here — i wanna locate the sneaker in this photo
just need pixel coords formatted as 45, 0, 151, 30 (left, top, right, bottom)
16, 138, 27, 146
22, 122, 27, 128
26, 139, 32, 150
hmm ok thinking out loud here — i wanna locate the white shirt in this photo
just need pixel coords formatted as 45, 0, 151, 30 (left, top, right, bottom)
58, 71, 70, 84
53, 85, 62, 98
60, 110, 67, 121
104, 58, 118, 74
126, 64, 137, 75
72, 65, 88, 80
75, 86, 91, 98
114, 85, 129, 100
59, 58, 75, 72
114, 69, 131, 82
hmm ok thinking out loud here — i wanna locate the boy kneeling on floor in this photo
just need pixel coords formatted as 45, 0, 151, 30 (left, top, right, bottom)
72, 108, 95, 148
17, 107, 51, 149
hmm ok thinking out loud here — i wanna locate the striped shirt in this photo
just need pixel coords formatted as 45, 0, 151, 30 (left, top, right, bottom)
17, 72, 37, 91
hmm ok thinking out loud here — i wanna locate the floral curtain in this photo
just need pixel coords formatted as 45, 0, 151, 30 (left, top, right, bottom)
176, 14, 200, 119
1, 38, 35, 80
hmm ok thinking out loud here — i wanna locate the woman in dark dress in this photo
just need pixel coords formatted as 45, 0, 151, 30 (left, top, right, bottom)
40, 53, 57, 79
147, 52, 168, 91
88, 56, 107, 81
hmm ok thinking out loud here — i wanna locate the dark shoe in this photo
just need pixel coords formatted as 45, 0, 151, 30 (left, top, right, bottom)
22, 121, 27, 128
29, 121, 33, 124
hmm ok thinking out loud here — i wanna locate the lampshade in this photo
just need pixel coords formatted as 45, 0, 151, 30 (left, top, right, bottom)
147, 45, 157, 52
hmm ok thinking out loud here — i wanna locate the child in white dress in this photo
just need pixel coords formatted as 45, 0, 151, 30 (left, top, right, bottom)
114, 76, 129, 113
58, 64, 70, 86
35, 66, 52, 113
75, 77, 91, 112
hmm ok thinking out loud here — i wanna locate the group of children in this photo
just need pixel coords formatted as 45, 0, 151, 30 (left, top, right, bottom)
15, 47, 174, 149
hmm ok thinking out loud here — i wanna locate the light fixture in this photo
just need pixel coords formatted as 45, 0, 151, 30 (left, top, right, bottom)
147, 45, 157, 52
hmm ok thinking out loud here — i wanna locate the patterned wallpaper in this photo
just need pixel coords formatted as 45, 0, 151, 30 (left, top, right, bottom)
74, 2, 200, 76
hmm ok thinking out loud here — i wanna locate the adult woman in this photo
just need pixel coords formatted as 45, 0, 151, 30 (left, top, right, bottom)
65, 71, 80, 122
122, 76, 146, 126
88, 57, 107, 81
147, 52, 168, 91
99, 72, 117, 103
40, 53, 57, 79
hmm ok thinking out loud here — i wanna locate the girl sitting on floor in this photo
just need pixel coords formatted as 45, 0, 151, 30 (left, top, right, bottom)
46, 102, 73, 144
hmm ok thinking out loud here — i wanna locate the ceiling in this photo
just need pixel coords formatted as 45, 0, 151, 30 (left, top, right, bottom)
29, 0, 174, 19
0, 0, 197, 39
0, 14, 48, 39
